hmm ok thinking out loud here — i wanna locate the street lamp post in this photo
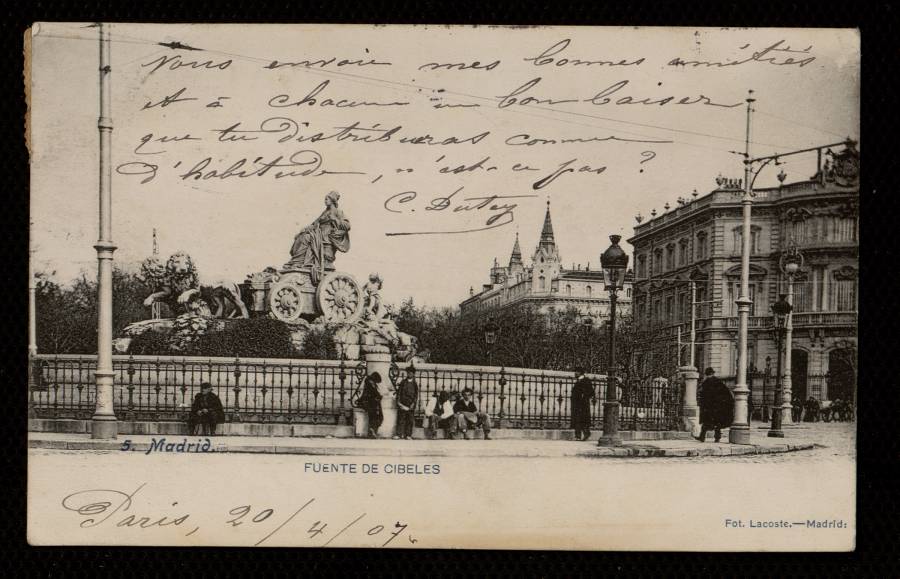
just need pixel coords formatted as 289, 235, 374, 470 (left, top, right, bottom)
598, 235, 629, 447
768, 294, 793, 438
483, 319, 500, 367
763, 356, 772, 422
780, 244, 804, 425
730, 133, 854, 443
582, 315, 594, 373
91, 22, 118, 439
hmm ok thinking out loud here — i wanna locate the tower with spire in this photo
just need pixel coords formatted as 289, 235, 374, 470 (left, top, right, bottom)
460, 198, 632, 320
507, 231, 524, 281
531, 200, 561, 293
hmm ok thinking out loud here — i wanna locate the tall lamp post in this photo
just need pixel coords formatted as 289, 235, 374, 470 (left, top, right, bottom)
582, 315, 594, 373
779, 243, 804, 425
763, 355, 772, 422
92, 22, 118, 439
484, 319, 500, 367
768, 294, 792, 438
598, 235, 629, 447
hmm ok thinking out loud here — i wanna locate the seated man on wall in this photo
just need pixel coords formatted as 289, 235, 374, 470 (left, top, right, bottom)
188, 382, 226, 436
424, 390, 457, 439
453, 387, 492, 440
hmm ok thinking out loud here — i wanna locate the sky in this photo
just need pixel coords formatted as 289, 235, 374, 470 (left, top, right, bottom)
29, 24, 859, 308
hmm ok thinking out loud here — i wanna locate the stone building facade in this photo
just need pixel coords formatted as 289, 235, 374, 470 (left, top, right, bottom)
628, 143, 858, 404
460, 202, 633, 322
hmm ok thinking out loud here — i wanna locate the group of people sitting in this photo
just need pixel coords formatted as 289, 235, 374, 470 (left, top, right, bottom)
793, 395, 854, 423
356, 367, 492, 440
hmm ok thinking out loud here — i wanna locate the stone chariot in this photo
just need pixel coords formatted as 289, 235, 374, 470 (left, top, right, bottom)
243, 267, 366, 325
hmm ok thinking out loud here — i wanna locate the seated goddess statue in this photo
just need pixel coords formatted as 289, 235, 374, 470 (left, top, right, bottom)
284, 191, 351, 282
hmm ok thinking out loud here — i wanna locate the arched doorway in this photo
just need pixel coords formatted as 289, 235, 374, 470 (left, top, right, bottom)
828, 348, 856, 402
791, 349, 809, 401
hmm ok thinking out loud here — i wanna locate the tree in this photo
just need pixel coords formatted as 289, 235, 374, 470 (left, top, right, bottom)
35, 267, 153, 354
391, 298, 638, 373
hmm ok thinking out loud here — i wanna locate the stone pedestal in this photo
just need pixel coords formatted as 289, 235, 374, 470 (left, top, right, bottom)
679, 366, 700, 436
363, 344, 396, 438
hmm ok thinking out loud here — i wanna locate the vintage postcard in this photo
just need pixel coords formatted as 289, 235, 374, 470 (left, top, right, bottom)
27, 23, 858, 550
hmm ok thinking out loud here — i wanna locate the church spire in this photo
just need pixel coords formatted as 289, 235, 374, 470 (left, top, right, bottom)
509, 231, 523, 267
539, 199, 556, 248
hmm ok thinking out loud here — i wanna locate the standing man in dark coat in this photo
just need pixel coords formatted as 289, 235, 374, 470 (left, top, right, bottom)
189, 382, 225, 436
357, 372, 383, 438
395, 366, 419, 440
570, 368, 594, 441
695, 367, 734, 443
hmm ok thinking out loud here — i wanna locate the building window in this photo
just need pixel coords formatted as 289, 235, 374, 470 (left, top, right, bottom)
652, 249, 662, 275
626, 287, 632, 298
539, 276, 545, 290
566, 284, 572, 296
652, 299, 662, 326
586, 285, 592, 297
831, 267, 857, 312
665, 244, 676, 270
695, 231, 708, 260
727, 281, 758, 316
678, 239, 690, 266
696, 285, 708, 318
733, 226, 762, 255
812, 265, 826, 311
792, 273, 811, 313
665, 295, 675, 324
827, 216, 857, 243
637, 254, 648, 278
679, 292, 689, 322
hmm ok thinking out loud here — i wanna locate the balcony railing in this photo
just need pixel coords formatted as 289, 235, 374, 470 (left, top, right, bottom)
791, 312, 857, 327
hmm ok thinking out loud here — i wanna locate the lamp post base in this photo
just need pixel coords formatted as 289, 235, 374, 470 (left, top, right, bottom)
597, 434, 623, 447
598, 400, 622, 447
728, 425, 751, 445
91, 417, 118, 439
767, 429, 785, 438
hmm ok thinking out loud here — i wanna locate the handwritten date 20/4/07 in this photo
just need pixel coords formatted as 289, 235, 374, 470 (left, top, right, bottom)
61, 483, 417, 547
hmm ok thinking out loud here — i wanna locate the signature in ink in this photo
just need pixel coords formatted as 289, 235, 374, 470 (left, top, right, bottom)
383, 187, 536, 236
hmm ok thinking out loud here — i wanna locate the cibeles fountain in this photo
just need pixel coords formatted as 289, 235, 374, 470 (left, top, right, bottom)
115, 191, 418, 437
120, 191, 417, 356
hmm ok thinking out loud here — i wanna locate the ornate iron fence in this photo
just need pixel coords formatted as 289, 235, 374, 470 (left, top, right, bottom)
29, 354, 366, 425
30, 355, 684, 431
394, 362, 682, 431
619, 376, 683, 431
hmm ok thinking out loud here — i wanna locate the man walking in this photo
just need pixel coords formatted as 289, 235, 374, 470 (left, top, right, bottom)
453, 387, 492, 440
570, 368, 594, 441
395, 366, 419, 440
695, 367, 734, 443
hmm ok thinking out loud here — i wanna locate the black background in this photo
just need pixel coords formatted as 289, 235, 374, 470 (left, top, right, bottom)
5, 1, 897, 576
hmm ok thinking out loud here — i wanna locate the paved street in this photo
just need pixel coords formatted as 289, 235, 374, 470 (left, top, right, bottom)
28, 422, 854, 550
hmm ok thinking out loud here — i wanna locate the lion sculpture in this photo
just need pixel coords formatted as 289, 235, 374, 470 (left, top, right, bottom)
142, 251, 248, 318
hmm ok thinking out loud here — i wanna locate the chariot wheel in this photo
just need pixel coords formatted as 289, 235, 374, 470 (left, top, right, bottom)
269, 277, 307, 323
316, 271, 364, 324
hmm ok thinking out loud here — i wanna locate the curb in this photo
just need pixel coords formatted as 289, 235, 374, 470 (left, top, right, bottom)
28, 438, 815, 459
